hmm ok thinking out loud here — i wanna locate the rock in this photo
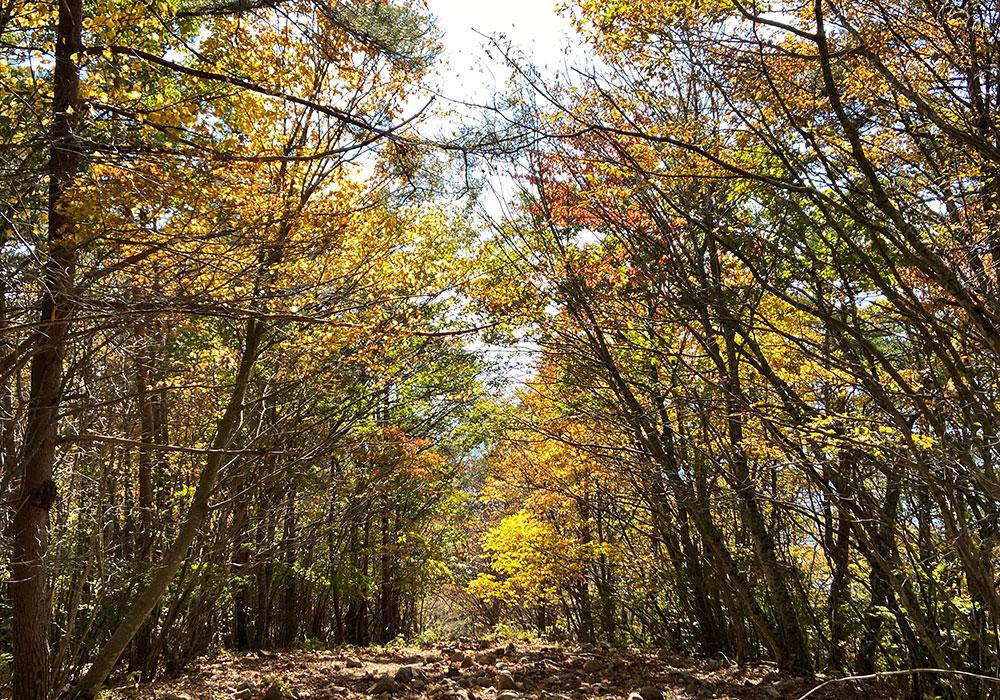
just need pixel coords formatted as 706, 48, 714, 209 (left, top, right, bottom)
518, 657, 530, 665
556, 674, 580, 690
496, 673, 516, 691
263, 684, 290, 700
368, 676, 398, 695
639, 686, 664, 700
461, 655, 476, 668
446, 665, 461, 677
412, 680, 426, 691
582, 659, 602, 674
394, 666, 417, 683
496, 692, 519, 700
478, 653, 497, 666
345, 656, 364, 668
235, 678, 260, 699
628, 693, 644, 700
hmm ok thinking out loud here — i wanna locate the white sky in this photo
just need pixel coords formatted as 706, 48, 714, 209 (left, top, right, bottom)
423, 0, 577, 104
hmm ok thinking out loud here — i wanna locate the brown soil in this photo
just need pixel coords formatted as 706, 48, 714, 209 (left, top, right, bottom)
100, 642, 901, 700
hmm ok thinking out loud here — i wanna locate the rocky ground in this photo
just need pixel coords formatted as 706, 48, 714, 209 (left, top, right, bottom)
102, 642, 900, 700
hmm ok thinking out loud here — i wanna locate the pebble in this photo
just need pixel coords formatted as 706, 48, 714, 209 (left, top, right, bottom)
368, 676, 398, 695
639, 686, 664, 700
235, 678, 259, 700
496, 673, 516, 691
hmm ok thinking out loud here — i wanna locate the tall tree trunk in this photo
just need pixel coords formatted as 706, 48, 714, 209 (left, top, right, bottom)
10, 0, 82, 696
134, 311, 155, 553
281, 481, 299, 647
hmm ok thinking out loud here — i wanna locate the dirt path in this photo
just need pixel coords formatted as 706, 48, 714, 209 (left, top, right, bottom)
102, 643, 898, 700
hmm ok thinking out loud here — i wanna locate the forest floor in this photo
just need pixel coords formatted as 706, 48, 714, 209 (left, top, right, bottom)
100, 641, 902, 700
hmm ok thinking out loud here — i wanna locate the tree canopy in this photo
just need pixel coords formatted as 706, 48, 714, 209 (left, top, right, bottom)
2, 0, 999, 698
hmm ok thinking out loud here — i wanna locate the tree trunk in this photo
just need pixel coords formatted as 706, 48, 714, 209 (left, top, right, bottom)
10, 0, 82, 695
134, 311, 155, 553
281, 482, 299, 647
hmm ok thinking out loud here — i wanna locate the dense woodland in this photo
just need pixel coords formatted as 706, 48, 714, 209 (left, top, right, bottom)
1, 0, 999, 698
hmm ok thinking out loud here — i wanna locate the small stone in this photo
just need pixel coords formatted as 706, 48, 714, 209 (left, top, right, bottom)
557, 674, 580, 690
369, 676, 398, 695
496, 673, 516, 691
346, 657, 364, 668
541, 693, 571, 700
461, 656, 476, 668
582, 659, 602, 674
412, 680, 426, 691
263, 684, 289, 700
479, 653, 497, 666
238, 678, 260, 690
395, 666, 419, 684
639, 686, 664, 700
497, 692, 519, 700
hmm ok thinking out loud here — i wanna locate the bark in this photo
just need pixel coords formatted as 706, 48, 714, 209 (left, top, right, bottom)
10, 0, 82, 695
134, 313, 155, 553
281, 481, 299, 647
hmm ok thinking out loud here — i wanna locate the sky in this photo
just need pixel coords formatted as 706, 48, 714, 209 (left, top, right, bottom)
423, 0, 577, 105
